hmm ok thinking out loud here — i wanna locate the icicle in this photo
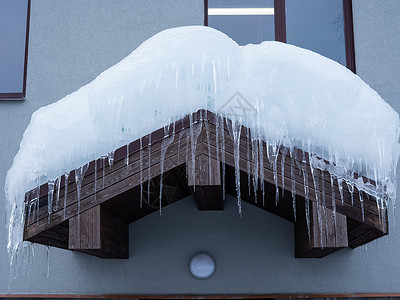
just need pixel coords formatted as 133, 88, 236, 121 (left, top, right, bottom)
189, 113, 196, 191
300, 150, 311, 240
63, 172, 69, 219
55, 175, 61, 210
28, 197, 37, 224
290, 149, 296, 222
321, 171, 328, 239
36, 179, 40, 223
100, 155, 106, 189
204, 117, 212, 183
347, 182, 355, 205
108, 150, 115, 168
281, 147, 288, 198
330, 174, 337, 226
183, 131, 189, 178
252, 137, 259, 203
215, 113, 220, 162
139, 138, 143, 208
94, 158, 97, 203
159, 131, 175, 215
377, 203, 382, 225
268, 143, 280, 206
188, 113, 202, 192
220, 116, 226, 200
45, 246, 50, 278
147, 138, 152, 205
47, 180, 55, 222
246, 127, 251, 195
125, 143, 130, 169
310, 164, 323, 248
337, 178, 344, 205
75, 163, 89, 238
231, 119, 243, 216
177, 130, 184, 163
258, 139, 265, 205
359, 191, 365, 221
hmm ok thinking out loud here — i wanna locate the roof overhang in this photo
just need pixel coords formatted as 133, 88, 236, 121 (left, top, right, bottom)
23, 109, 387, 259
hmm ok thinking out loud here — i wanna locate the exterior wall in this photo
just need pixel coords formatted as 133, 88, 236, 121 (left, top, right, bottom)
1, 0, 400, 296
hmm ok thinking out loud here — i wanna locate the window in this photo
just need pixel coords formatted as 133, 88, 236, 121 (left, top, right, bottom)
205, 0, 355, 73
0, 0, 30, 100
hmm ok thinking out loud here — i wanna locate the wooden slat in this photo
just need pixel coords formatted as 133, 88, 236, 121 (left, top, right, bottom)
69, 205, 101, 250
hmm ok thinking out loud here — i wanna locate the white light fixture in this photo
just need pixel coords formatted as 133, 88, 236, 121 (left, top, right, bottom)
208, 7, 274, 16
189, 253, 216, 279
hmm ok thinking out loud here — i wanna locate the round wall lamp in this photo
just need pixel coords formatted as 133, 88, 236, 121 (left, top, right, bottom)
189, 252, 216, 279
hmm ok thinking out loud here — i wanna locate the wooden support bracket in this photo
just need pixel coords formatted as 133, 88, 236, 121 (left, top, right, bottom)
69, 205, 129, 259
188, 154, 223, 210
295, 202, 348, 258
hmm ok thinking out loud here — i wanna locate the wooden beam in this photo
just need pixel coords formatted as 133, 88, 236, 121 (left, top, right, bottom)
295, 202, 348, 258
188, 154, 223, 210
69, 205, 129, 259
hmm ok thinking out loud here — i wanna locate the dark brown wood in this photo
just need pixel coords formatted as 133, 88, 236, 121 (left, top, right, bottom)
69, 205, 101, 250
295, 202, 348, 258
274, 0, 286, 43
343, 0, 356, 73
69, 205, 128, 259
27, 221, 69, 249
23, 0, 31, 98
188, 155, 223, 210
23, 109, 386, 259
204, 0, 208, 26
187, 124, 223, 210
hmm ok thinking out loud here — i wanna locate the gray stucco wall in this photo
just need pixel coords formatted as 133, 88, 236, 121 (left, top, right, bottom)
1, 0, 400, 296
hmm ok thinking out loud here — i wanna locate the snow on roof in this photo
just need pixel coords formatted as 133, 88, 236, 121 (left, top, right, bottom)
5, 26, 400, 257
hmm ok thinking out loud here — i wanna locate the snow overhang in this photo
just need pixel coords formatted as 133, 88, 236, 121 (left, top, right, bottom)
5, 26, 399, 260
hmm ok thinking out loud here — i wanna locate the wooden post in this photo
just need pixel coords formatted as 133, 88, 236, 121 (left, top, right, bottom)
188, 154, 223, 210
295, 201, 348, 258
69, 205, 129, 259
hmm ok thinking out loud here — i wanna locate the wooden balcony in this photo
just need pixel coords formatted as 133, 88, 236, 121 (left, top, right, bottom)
23, 109, 387, 259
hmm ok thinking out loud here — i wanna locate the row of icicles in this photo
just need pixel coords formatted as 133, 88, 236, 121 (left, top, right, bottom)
25, 113, 390, 248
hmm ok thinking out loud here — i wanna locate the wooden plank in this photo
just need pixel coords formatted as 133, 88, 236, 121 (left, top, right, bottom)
69, 205, 101, 250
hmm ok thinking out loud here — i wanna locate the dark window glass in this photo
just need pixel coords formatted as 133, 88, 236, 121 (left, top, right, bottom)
0, 0, 29, 97
207, 0, 349, 68
208, 0, 275, 46
286, 0, 346, 66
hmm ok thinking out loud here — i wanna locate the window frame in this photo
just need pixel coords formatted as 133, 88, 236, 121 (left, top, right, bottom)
204, 0, 356, 73
0, 0, 31, 101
